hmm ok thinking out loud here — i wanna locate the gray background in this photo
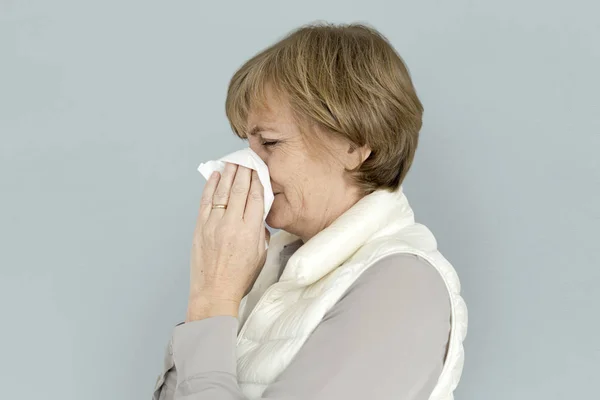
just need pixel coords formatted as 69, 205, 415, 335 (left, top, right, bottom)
1, 1, 598, 399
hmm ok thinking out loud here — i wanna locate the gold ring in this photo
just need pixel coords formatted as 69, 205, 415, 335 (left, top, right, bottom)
212, 204, 228, 209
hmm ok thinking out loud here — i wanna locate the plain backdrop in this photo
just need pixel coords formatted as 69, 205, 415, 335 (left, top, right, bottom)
1, 1, 598, 399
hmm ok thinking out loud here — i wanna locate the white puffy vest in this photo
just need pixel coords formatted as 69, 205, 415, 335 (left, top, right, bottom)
235, 186, 468, 399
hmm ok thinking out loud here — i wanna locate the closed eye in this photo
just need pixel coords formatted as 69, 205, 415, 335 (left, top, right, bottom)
261, 140, 279, 147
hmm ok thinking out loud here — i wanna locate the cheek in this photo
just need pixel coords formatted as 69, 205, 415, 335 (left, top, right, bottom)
269, 178, 304, 217
267, 155, 299, 193
267, 151, 322, 208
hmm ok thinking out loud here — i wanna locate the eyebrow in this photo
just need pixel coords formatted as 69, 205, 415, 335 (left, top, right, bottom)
248, 125, 276, 136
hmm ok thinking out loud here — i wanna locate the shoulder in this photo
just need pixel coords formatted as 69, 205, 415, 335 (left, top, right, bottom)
324, 253, 451, 324
300, 253, 452, 397
264, 257, 452, 399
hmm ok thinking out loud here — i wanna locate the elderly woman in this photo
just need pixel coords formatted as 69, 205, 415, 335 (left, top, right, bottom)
152, 22, 467, 400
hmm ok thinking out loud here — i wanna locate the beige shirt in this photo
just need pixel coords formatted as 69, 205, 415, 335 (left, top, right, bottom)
152, 244, 451, 400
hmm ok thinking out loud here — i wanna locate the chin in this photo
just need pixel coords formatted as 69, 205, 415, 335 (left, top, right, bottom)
265, 212, 282, 230
265, 206, 288, 231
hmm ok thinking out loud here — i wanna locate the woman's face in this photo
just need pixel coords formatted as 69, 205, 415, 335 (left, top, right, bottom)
246, 89, 368, 242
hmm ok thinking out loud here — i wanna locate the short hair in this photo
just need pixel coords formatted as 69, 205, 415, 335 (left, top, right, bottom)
225, 22, 423, 195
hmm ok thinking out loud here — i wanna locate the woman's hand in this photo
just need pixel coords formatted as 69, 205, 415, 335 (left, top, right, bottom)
186, 162, 269, 322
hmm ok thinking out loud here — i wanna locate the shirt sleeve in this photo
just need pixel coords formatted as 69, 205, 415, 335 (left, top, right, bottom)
152, 253, 451, 400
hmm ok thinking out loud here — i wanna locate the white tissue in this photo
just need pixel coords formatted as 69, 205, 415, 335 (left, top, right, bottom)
197, 148, 274, 249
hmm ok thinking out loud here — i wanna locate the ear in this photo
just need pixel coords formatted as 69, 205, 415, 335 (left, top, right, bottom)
347, 144, 372, 168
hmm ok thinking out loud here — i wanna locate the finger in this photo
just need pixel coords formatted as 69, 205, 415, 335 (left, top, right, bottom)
199, 171, 221, 223
244, 170, 264, 224
210, 162, 238, 219
226, 165, 252, 220
257, 225, 266, 252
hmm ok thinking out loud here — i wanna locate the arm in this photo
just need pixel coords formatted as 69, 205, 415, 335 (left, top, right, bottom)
153, 253, 451, 400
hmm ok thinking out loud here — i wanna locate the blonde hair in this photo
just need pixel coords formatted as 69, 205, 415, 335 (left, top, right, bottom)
225, 22, 423, 195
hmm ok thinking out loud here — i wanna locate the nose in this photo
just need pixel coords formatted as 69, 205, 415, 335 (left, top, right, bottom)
248, 142, 275, 190
249, 141, 268, 164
